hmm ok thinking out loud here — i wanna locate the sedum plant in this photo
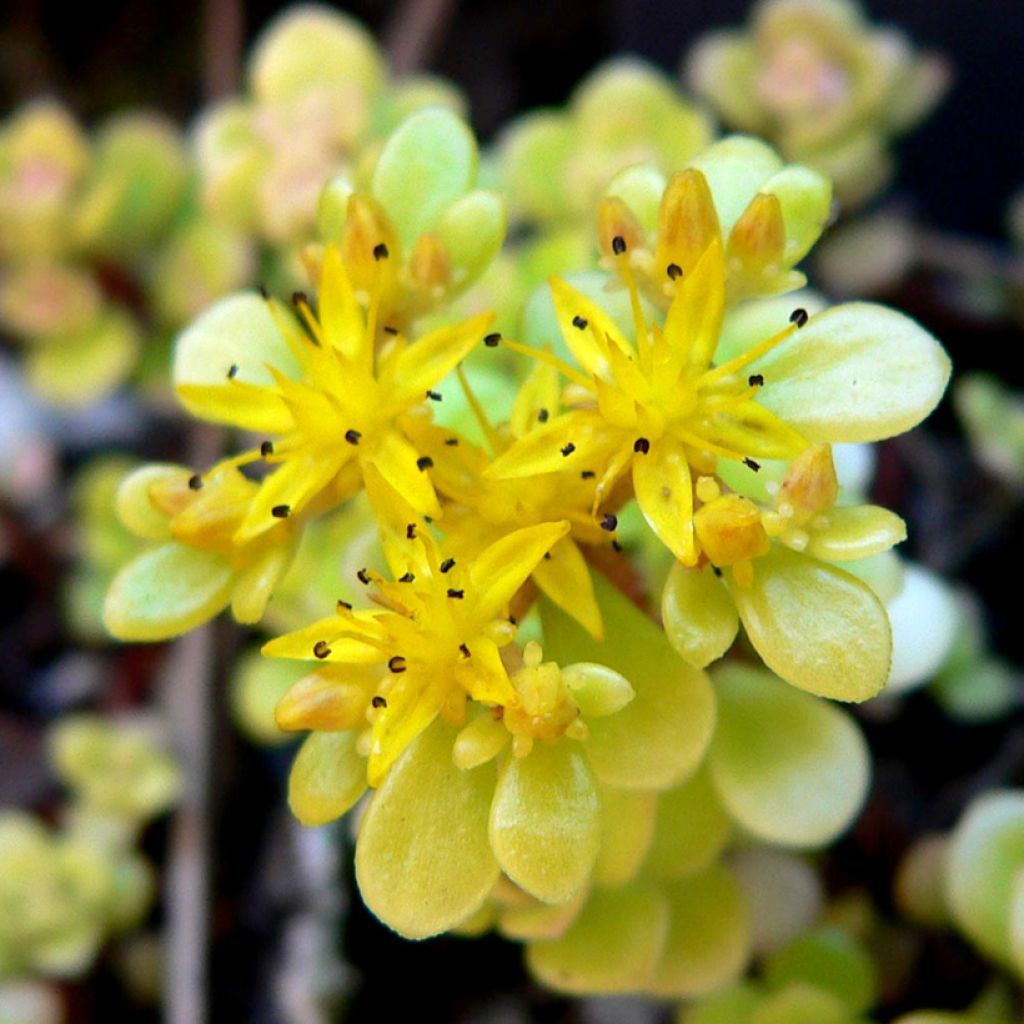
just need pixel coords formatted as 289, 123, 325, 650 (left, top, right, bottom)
684, 0, 949, 208
101, 106, 952, 986
0, 716, 179, 984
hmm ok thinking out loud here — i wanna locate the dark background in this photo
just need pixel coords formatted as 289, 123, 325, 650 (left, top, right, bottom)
1, 0, 1022, 238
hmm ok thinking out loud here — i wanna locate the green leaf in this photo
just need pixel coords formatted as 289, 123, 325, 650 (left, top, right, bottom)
526, 880, 669, 994
945, 790, 1024, 968
542, 575, 716, 790
644, 766, 731, 881
436, 189, 506, 287
709, 664, 870, 847
753, 303, 951, 443
592, 786, 657, 887
662, 562, 739, 668
763, 926, 877, 1014
489, 742, 601, 905
355, 720, 498, 939
729, 546, 891, 702
372, 108, 477, 249
103, 542, 233, 641
288, 731, 367, 825
648, 864, 751, 997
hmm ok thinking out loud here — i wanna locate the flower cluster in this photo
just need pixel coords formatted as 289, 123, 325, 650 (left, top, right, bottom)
100, 99, 951, 973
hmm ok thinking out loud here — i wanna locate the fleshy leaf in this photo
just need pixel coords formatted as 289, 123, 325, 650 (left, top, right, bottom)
103, 543, 233, 641
355, 720, 498, 939
371, 108, 477, 249
542, 574, 716, 790
708, 664, 870, 847
648, 864, 750, 997
644, 766, 731, 880
489, 742, 601, 904
752, 303, 951, 443
662, 561, 739, 668
729, 546, 891, 702
592, 786, 658, 887
288, 731, 367, 826
526, 880, 669, 995
945, 790, 1024, 968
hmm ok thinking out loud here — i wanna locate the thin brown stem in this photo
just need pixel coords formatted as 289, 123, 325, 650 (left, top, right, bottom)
384, 0, 459, 75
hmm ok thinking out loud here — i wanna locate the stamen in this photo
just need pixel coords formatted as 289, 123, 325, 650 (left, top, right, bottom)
387, 655, 407, 673
611, 235, 627, 256
456, 365, 503, 454
537, 408, 549, 423
416, 456, 434, 471
447, 588, 465, 599
372, 695, 389, 707
712, 566, 723, 578
357, 568, 371, 584
666, 263, 683, 280
345, 429, 361, 445
748, 374, 764, 387
581, 470, 595, 479
561, 442, 576, 457
676, 429, 750, 463
459, 643, 471, 657
337, 599, 352, 611
444, 437, 459, 446
484, 332, 501, 347
425, 390, 442, 401
258, 284, 269, 299
188, 474, 203, 490
440, 558, 455, 573
398, 572, 415, 583
313, 640, 331, 659
227, 364, 239, 379
383, 326, 399, 336
634, 437, 651, 454
572, 315, 588, 330
743, 457, 761, 472
291, 292, 324, 346
790, 308, 809, 328
260, 441, 274, 457
600, 513, 618, 531
271, 504, 290, 518
497, 338, 592, 390
373, 243, 389, 261
612, 539, 624, 552
406, 523, 417, 539
698, 321, 798, 388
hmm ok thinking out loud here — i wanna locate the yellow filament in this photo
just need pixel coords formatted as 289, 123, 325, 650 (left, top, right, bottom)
499, 338, 592, 390
263, 297, 312, 365
676, 429, 751, 463
294, 298, 324, 346
618, 257, 652, 373
456, 365, 503, 456
698, 321, 797, 388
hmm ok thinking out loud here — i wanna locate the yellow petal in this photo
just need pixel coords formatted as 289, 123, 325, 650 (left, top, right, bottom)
531, 538, 603, 640
276, 664, 379, 731
355, 720, 499, 939
697, 400, 808, 461
288, 731, 367, 827
236, 451, 349, 542
393, 312, 493, 403
317, 244, 366, 362
261, 614, 386, 664
662, 236, 725, 371
175, 382, 293, 435
454, 635, 518, 705
729, 546, 891, 702
549, 276, 630, 378
633, 434, 696, 564
485, 410, 620, 481
367, 667, 448, 786
362, 428, 441, 519
469, 520, 570, 622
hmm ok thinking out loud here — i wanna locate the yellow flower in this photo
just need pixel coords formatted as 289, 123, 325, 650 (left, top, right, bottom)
401, 362, 609, 638
487, 236, 808, 566
263, 466, 569, 785
174, 242, 493, 542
